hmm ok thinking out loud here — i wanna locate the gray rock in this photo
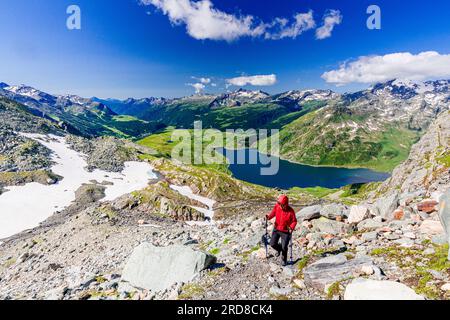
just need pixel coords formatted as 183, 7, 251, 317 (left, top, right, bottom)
361, 231, 378, 242
121, 243, 216, 292
344, 279, 424, 300
303, 254, 373, 291
383, 233, 401, 240
269, 286, 292, 296
297, 205, 322, 221
431, 234, 448, 245
348, 205, 370, 224
393, 238, 415, 247
282, 266, 295, 278
438, 189, 450, 259
320, 203, 348, 220
311, 217, 349, 235
373, 193, 399, 221
357, 219, 384, 231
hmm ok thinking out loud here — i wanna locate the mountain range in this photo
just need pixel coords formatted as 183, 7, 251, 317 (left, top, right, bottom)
1, 79, 449, 171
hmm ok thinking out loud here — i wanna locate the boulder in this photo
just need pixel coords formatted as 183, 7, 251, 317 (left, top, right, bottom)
393, 208, 405, 220
121, 243, 216, 292
417, 200, 439, 213
296, 205, 322, 221
348, 205, 370, 224
344, 279, 424, 300
439, 190, 450, 259
311, 217, 349, 235
373, 193, 399, 221
303, 254, 373, 291
361, 231, 378, 242
320, 203, 348, 220
419, 220, 445, 236
357, 219, 384, 231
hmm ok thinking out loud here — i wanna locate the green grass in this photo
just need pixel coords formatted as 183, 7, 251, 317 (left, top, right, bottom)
209, 248, 220, 255
288, 186, 338, 199
437, 151, 450, 168
137, 127, 261, 174
370, 243, 450, 299
178, 284, 205, 300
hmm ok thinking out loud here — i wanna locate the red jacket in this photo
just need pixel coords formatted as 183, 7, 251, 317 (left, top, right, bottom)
267, 203, 297, 233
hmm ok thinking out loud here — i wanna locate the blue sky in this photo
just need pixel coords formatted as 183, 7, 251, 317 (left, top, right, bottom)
1, 0, 450, 99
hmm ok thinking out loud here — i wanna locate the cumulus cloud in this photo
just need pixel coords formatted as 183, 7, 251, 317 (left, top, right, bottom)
226, 74, 277, 87
141, 0, 341, 41
265, 11, 315, 40
322, 51, 450, 85
187, 82, 206, 93
141, 0, 264, 41
315, 10, 342, 40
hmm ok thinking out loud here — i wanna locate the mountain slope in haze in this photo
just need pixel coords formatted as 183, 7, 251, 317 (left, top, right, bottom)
264, 79, 449, 172
0, 85, 162, 138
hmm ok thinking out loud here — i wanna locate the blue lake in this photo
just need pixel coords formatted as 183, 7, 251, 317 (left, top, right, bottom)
218, 148, 391, 189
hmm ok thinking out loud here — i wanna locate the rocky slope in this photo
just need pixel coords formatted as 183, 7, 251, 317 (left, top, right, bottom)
376, 110, 450, 196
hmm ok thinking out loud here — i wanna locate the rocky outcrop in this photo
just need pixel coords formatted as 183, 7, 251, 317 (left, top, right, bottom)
127, 181, 206, 222
377, 110, 450, 198
0, 130, 53, 173
121, 243, 216, 292
344, 279, 424, 300
66, 135, 144, 172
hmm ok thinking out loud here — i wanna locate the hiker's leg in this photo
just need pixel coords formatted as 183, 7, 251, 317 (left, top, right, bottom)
270, 230, 281, 253
280, 232, 291, 264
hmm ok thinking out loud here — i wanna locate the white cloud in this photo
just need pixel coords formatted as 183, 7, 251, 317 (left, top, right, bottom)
187, 82, 206, 93
226, 74, 277, 87
141, 0, 264, 41
315, 10, 342, 40
322, 51, 450, 85
141, 0, 341, 41
265, 11, 315, 40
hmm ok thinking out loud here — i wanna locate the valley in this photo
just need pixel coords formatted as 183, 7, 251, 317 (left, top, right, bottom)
0, 79, 449, 301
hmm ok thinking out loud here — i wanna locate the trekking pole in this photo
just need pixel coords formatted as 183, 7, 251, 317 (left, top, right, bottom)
265, 217, 269, 259
289, 233, 293, 265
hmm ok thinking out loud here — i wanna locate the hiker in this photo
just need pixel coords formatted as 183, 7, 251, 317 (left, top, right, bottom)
266, 195, 297, 266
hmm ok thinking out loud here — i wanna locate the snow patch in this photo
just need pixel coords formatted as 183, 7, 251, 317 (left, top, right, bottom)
0, 134, 156, 240
169, 185, 216, 226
